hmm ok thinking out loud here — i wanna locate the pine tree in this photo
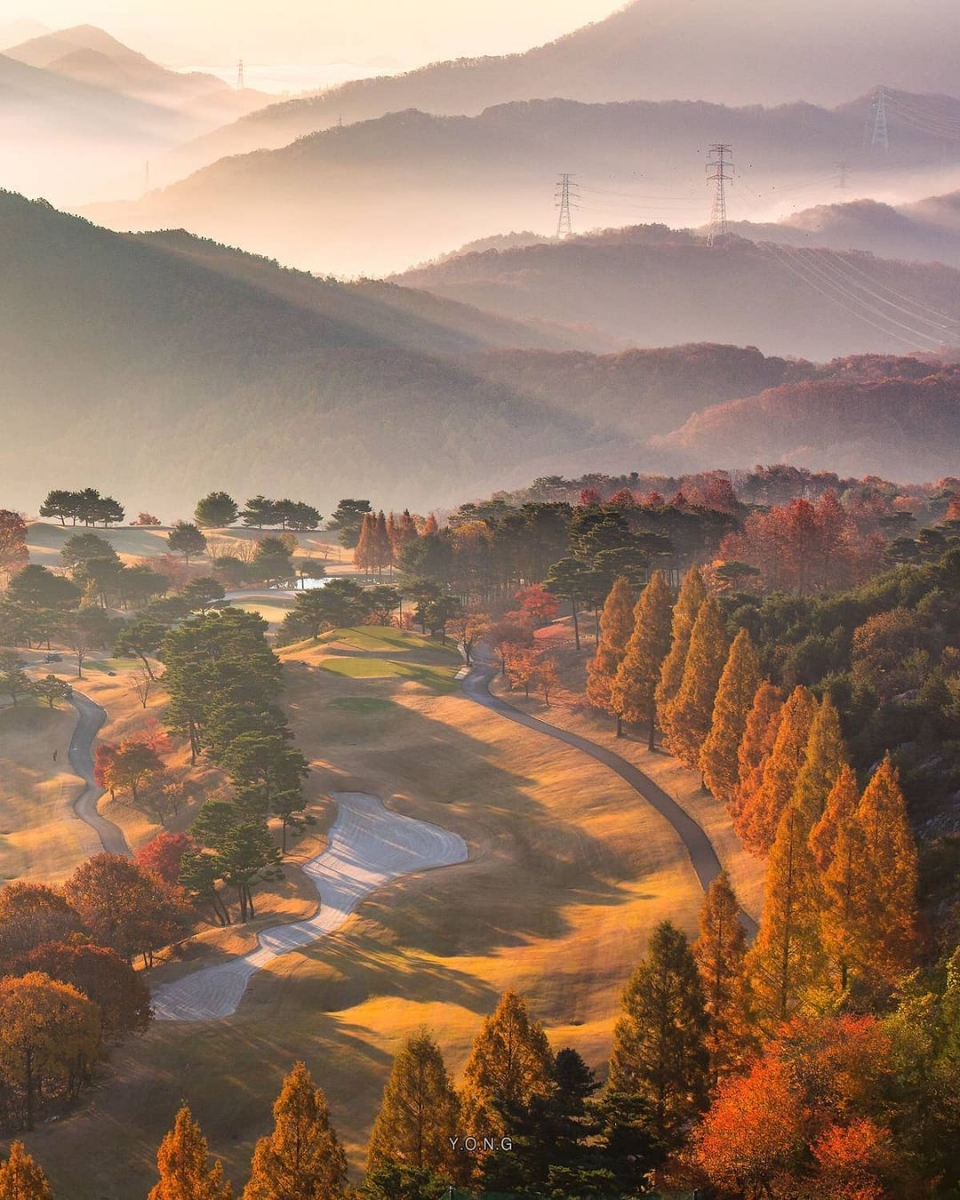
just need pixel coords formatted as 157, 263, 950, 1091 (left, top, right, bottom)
149, 1106, 233, 1200
610, 570, 673, 750
586, 576, 636, 734
243, 1062, 347, 1200
608, 921, 709, 1149
700, 629, 761, 806
741, 687, 817, 855
731, 682, 784, 834
367, 1030, 459, 1175
746, 802, 826, 1027
654, 566, 707, 747
849, 757, 919, 989
460, 991, 554, 1139
0, 1143, 54, 1200
693, 871, 749, 1082
792, 697, 847, 830
818, 766, 863, 990
663, 595, 729, 770
810, 763, 860, 874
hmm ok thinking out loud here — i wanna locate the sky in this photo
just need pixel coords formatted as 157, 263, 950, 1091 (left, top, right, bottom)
9, 1, 627, 69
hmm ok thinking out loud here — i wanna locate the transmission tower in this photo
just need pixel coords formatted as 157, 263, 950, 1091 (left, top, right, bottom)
554, 173, 579, 239
237, 58, 245, 90
836, 160, 850, 189
871, 86, 889, 151
706, 144, 734, 247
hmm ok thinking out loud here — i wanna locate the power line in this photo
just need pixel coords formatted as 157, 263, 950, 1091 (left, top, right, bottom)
706, 143, 734, 247
554, 173, 580, 239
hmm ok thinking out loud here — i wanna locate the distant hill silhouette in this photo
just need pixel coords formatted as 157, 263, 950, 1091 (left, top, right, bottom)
158, 0, 960, 178
0, 19, 48, 50
727, 187, 960, 267
88, 94, 960, 275
653, 359, 960, 480
397, 226, 960, 360
0, 192, 599, 515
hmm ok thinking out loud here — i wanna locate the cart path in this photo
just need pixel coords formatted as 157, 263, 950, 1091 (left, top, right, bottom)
462, 656, 757, 936
152, 791, 468, 1022
68, 691, 132, 858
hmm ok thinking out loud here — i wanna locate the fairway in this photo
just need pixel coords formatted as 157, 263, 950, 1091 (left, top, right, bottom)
19, 626, 720, 1198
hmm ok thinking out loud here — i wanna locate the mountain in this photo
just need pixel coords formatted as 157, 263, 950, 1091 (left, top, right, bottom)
0, 191, 602, 516
652, 361, 960, 480
726, 189, 960, 267
156, 0, 960, 179
396, 226, 960, 360
86, 94, 960, 276
4, 25, 266, 117
0, 27, 270, 204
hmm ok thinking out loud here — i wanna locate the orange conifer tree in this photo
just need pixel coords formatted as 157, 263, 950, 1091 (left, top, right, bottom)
741, 687, 817, 855
693, 870, 750, 1082
655, 566, 707, 746
663, 595, 729, 770
700, 628, 761, 805
149, 1105, 232, 1200
586, 575, 636, 734
731, 682, 784, 835
611, 570, 673, 749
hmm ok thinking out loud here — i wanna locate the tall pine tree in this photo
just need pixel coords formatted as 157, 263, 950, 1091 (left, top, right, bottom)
460, 991, 554, 1140
818, 765, 863, 990
586, 576, 636, 735
741, 686, 817, 856
849, 756, 919, 989
792, 697, 847, 830
0, 1143, 53, 1200
693, 871, 749, 1082
746, 802, 826, 1027
244, 1062, 347, 1200
662, 595, 729, 770
654, 567, 706, 747
608, 921, 709, 1150
367, 1030, 459, 1175
731, 682, 784, 834
700, 629, 761, 806
149, 1106, 233, 1200
610, 571, 673, 750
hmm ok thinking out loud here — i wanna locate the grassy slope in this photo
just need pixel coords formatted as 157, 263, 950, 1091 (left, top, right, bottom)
20, 626, 715, 1198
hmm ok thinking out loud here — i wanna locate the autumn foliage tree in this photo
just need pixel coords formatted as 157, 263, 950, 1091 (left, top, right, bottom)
700, 628, 760, 805
149, 1106, 233, 1200
611, 570, 673, 750
739, 686, 817, 856
18, 941, 151, 1040
655, 567, 706, 747
731, 682, 783, 836
693, 871, 749, 1082
0, 1143, 54, 1200
792, 696, 847, 828
586, 575, 636, 734
244, 1062, 347, 1200
662, 595, 728, 770
367, 1030, 459, 1175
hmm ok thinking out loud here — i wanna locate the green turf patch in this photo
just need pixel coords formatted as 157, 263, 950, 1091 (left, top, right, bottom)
318, 657, 458, 691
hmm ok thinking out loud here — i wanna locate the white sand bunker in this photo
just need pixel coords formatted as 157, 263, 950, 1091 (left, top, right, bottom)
152, 792, 468, 1021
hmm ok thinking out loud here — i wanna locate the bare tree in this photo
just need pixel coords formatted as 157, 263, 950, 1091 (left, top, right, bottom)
132, 666, 153, 710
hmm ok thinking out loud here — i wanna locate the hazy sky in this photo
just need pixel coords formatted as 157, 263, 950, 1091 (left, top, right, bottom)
13, 1, 626, 66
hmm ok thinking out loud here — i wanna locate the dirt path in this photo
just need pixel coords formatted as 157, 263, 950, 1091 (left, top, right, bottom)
67, 691, 132, 858
152, 791, 468, 1022
462, 656, 757, 936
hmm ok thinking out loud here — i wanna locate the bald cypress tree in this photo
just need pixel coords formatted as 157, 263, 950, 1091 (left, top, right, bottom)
731, 682, 784, 836
149, 1106, 233, 1200
655, 567, 707, 747
663, 595, 729, 770
244, 1061, 346, 1200
611, 570, 673, 750
851, 757, 919, 989
460, 991, 554, 1140
818, 765, 863, 990
741, 687, 817, 856
586, 576, 636, 735
609, 921, 709, 1150
792, 697, 847, 830
367, 1030, 459, 1175
0, 1143, 54, 1200
746, 802, 826, 1027
700, 629, 761, 806
693, 871, 749, 1083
